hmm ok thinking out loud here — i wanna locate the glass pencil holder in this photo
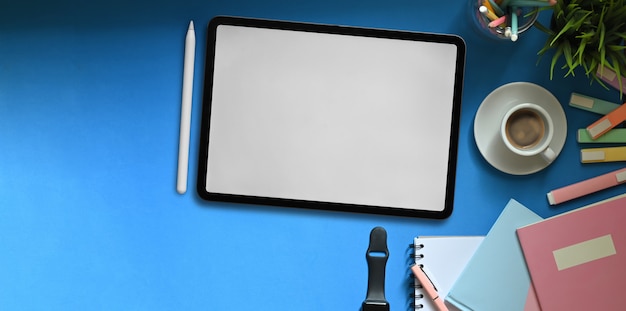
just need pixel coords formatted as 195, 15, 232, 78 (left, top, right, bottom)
470, 0, 539, 41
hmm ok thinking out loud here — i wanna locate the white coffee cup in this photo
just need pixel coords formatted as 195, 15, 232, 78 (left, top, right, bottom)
501, 103, 556, 163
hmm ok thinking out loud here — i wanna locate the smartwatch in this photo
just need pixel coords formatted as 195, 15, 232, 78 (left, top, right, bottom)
362, 226, 390, 311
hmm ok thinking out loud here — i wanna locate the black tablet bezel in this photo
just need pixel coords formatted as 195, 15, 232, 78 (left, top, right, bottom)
197, 16, 465, 219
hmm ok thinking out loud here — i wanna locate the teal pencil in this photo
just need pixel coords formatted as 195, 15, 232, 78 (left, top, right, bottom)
510, 6, 519, 41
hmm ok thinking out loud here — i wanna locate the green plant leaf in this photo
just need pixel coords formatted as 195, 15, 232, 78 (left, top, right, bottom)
582, 57, 596, 76
537, 41, 554, 56
598, 21, 606, 51
573, 11, 593, 31
551, 18, 577, 46
608, 45, 626, 52
600, 45, 607, 69
550, 44, 565, 80
563, 40, 575, 75
612, 49, 626, 64
566, 59, 581, 77
576, 31, 595, 40
533, 20, 555, 35
576, 39, 587, 65
588, 58, 599, 76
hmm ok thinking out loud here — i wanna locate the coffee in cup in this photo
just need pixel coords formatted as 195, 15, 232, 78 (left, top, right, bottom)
501, 103, 556, 162
505, 108, 545, 149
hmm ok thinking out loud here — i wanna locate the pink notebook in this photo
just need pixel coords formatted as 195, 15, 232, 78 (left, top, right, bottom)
517, 194, 626, 311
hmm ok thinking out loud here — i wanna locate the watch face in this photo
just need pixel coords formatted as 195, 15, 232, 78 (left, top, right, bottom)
361, 302, 390, 311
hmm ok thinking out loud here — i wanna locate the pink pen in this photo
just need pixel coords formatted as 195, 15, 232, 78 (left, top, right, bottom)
411, 265, 449, 311
547, 167, 626, 205
488, 15, 507, 28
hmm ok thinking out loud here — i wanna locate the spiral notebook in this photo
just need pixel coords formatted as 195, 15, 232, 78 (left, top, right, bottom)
411, 236, 483, 310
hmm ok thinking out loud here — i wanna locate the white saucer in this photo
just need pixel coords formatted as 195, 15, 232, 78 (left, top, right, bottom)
474, 82, 567, 175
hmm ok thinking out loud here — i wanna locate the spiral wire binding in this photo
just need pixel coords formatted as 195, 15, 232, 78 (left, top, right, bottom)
410, 240, 425, 309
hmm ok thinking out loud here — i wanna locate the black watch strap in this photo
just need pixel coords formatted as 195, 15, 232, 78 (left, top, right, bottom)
362, 226, 390, 311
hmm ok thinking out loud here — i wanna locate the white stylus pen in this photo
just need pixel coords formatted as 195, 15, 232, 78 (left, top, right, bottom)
177, 20, 195, 194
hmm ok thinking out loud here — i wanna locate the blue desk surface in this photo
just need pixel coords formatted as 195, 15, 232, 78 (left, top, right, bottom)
1, 1, 624, 310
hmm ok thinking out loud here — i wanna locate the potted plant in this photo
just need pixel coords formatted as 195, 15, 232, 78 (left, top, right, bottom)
533, 0, 626, 94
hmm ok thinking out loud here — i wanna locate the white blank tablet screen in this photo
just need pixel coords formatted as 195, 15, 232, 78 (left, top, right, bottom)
202, 20, 462, 215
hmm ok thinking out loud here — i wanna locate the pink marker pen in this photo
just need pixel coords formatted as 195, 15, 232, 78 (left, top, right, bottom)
411, 265, 449, 311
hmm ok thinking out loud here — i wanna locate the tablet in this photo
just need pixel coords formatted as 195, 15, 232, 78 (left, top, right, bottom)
197, 16, 465, 218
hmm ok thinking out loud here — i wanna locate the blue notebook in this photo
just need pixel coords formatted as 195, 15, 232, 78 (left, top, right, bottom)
445, 199, 542, 311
